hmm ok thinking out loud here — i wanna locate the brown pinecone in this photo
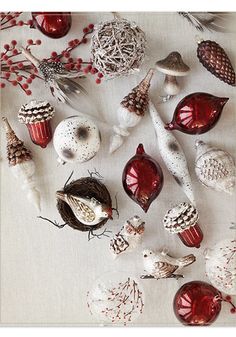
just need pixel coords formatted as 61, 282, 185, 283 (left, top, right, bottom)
197, 40, 235, 86
2, 117, 32, 166
121, 68, 154, 116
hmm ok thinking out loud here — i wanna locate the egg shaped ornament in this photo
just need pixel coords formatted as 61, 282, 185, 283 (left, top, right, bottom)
87, 271, 145, 325
204, 239, 236, 295
53, 116, 101, 165
31, 12, 72, 38
165, 92, 229, 134
173, 281, 222, 326
122, 144, 163, 212
195, 140, 236, 194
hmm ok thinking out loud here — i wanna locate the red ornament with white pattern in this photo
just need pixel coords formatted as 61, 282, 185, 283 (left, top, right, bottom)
18, 100, 55, 148
122, 144, 163, 212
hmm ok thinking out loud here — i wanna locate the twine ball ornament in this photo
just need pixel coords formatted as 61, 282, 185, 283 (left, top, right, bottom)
91, 18, 146, 79
57, 177, 112, 232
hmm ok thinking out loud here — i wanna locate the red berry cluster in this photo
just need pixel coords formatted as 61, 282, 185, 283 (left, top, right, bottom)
48, 23, 103, 84
0, 22, 102, 95
223, 295, 236, 314
0, 12, 33, 30
0, 39, 42, 95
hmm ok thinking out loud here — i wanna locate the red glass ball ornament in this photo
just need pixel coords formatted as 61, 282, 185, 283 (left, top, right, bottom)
122, 144, 164, 212
165, 92, 229, 134
31, 12, 72, 39
174, 281, 222, 326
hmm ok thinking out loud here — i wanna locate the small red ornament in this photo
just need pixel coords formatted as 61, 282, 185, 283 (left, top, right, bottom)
122, 144, 163, 212
165, 92, 229, 135
31, 12, 72, 39
173, 281, 222, 326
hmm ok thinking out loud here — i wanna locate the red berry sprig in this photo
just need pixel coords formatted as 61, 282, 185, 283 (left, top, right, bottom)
0, 39, 42, 95
0, 12, 33, 30
0, 23, 102, 95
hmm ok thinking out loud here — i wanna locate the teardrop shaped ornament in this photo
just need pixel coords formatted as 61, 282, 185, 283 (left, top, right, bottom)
165, 92, 228, 134
122, 144, 164, 212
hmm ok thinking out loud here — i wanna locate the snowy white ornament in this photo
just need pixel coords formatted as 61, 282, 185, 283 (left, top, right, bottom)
204, 239, 236, 295
53, 115, 101, 164
87, 271, 145, 325
149, 101, 195, 205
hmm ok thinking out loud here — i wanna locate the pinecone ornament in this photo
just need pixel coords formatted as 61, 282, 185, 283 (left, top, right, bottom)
121, 69, 153, 116
2, 117, 41, 211
197, 39, 235, 86
109, 68, 154, 153
2, 117, 32, 166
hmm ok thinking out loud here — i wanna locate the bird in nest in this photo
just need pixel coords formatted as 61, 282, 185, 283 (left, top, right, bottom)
56, 191, 113, 226
141, 248, 196, 280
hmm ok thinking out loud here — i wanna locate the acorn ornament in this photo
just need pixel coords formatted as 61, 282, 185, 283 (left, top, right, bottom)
197, 39, 236, 86
195, 140, 236, 194
163, 202, 203, 248
122, 144, 163, 212
53, 115, 101, 165
18, 100, 55, 148
165, 92, 229, 135
155, 51, 190, 101
149, 101, 196, 205
2, 117, 41, 211
109, 69, 154, 153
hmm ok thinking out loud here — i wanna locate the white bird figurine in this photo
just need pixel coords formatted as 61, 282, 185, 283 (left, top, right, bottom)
110, 215, 145, 258
141, 248, 196, 280
56, 191, 113, 226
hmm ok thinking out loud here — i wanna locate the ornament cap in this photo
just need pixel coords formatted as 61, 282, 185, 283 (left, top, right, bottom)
136, 143, 145, 155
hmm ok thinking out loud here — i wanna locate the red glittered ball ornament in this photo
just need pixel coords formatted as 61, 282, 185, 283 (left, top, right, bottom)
173, 281, 222, 326
31, 12, 72, 39
166, 92, 229, 134
122, 144, 164, 212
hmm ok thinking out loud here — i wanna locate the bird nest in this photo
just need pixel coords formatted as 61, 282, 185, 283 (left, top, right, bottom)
91, 19, 146, 79
57, 177, 112, 232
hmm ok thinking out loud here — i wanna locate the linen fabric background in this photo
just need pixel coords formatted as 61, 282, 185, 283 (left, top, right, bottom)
0, 12, 236, 326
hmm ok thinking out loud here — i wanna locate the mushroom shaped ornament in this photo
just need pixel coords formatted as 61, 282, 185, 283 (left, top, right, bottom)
53, 115, 101, 165
155, 52, 190, 102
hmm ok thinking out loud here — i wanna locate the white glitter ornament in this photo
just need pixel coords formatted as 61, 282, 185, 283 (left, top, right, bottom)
149, 101, 195, 205
53, 115, 101, 165
204, 239, 236, 295
91, 18, 146, 79
87, 272, 145, 325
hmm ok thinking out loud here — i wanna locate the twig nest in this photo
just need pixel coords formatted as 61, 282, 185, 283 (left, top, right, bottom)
53, 115, 101, 164
91, 18, 146, 79
57, 177, 112, 232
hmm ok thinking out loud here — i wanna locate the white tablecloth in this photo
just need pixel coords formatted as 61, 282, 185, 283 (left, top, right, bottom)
1, 12, 236, 326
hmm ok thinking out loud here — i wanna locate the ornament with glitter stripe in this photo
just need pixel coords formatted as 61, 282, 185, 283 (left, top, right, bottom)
163, 202, 203, 248
18, 100, 55, 148
204, 239, 236, 295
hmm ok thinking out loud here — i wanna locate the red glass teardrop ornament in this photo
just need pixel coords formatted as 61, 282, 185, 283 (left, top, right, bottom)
174, 281, 222, 326
31, 12, 72, 39
26, 120, 52, 148
178, 223, 203, 248
122, 144, 164, 212
165, 92, 228, 134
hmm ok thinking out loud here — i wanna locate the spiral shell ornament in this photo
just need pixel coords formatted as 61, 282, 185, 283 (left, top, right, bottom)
195, 140, 236, 194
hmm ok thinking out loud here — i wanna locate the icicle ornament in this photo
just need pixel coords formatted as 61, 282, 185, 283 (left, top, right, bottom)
2, 117, 41, 211
109, 69, 154, 154
149, 101, 195, 205
195, 140, 236, 194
